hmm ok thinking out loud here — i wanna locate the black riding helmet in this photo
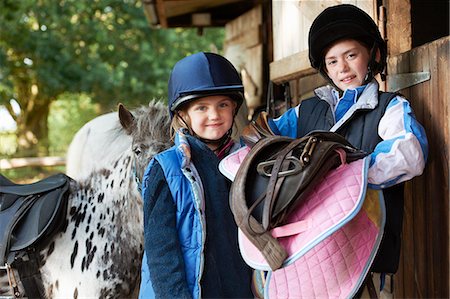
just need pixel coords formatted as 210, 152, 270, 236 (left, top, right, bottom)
308, 4, 387, 84
168, 52, 244, 119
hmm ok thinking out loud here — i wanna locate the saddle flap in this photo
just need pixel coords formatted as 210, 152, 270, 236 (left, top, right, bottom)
9, 186, 68, 251
0, 173, 71, 265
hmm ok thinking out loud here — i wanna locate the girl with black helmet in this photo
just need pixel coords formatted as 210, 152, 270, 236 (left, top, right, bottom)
139, 52, 253, 298
252, 4, 428, 297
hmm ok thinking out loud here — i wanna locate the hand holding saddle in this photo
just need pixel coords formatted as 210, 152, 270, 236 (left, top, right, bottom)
230, 131, 367, 270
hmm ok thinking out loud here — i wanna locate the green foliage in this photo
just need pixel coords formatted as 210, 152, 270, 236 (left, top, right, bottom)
48, 93, 100, 156
0, 0, 225, 159
0, 0, 224, 111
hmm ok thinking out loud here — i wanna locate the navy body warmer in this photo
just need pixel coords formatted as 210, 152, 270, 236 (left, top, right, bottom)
297, 92, 403, 273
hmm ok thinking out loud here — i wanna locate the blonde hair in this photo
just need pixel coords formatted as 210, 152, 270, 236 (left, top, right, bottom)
170, 112, 192, 140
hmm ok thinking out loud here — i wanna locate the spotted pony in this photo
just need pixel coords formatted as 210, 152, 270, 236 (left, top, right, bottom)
0, 101, 171, 298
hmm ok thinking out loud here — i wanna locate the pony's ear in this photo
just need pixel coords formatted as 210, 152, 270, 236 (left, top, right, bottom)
118, 103, 135, 135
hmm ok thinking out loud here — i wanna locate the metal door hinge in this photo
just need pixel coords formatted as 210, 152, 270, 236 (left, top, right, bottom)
387, 72, 431, 92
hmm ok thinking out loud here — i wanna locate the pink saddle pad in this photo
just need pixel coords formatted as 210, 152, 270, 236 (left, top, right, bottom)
239, 157, 386, 298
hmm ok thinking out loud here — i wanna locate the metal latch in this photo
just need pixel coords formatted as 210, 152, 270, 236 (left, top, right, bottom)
387, 72, 431, 92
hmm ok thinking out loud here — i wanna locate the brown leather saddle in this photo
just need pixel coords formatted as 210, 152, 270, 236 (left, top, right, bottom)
0, 173, 71, 266
230, 131, 366, 270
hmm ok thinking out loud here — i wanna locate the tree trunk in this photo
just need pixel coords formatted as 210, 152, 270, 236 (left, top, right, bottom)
13, 79, 52, 157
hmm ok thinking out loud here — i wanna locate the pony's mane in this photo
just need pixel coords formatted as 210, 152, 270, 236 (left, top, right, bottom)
127, 100, 170, 142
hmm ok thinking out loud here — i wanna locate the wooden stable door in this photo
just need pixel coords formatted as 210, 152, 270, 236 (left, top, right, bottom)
387, 36, 449, 298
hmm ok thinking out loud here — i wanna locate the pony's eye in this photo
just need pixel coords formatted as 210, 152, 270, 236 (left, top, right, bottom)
133, 147, 142, 156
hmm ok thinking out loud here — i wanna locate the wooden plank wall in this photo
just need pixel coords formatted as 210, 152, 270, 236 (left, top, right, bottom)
224, 5, 264, 113
272, 0, 374, 61
388, 36, 449, 298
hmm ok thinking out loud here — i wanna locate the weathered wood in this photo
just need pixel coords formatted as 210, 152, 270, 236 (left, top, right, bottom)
385, 0, 412, 55
155, 0, 167, 27
388, 36, 449, 298
269, 50, 316, 84
224, 5, 264, 110
411, 41, 429, 298
272, 0, 375, 61
224, 26, 261, 49
160, 0, 242, 18
225, 6, 262, 39
0, 156, 66, 169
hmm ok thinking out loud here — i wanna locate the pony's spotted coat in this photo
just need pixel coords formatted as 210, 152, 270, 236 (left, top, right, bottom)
0, 102, 171, 298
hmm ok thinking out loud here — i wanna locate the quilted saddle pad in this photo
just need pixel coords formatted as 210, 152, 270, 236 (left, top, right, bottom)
239, 157, 386, 298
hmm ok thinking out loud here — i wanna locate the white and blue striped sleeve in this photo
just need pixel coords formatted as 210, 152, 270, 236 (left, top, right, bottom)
368, 95, 428, 189
268, 106, 300, 138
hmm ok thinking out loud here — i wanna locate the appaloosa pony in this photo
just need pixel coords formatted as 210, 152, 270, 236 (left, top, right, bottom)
0, 101, 171, 298
65, 111, 132, 181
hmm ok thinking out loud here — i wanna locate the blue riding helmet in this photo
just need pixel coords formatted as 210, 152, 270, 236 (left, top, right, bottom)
168, 52, 244, 118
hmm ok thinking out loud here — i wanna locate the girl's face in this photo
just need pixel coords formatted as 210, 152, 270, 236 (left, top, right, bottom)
180, 95, 236, 143
324, 39, 371, 91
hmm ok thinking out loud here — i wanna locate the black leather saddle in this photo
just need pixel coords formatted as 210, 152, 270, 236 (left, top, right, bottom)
0, 173, 71, 265
230, 131, 367, 270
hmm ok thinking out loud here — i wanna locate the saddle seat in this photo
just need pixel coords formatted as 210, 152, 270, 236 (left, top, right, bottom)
0, 173, 71, 265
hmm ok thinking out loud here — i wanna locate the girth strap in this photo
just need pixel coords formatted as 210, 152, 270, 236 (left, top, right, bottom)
14, 251, 46, 299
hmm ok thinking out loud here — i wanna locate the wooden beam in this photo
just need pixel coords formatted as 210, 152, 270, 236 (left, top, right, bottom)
0, 156, 66, 170
385, 0, 412, 55
269, 50, 317, 84
155, 0, 168, 27
162, 0, 243, 18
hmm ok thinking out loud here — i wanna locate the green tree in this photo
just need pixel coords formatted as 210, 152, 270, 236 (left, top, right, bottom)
0, 0, 224, 156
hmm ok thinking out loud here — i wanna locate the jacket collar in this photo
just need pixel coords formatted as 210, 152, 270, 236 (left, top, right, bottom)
314, 80, 381, 132
314, 79, 379, 110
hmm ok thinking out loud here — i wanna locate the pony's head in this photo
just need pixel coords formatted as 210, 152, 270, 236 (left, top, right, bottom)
118, 101, 172, 184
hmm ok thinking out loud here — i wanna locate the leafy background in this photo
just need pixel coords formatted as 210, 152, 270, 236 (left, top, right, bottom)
0, 0, 224, 180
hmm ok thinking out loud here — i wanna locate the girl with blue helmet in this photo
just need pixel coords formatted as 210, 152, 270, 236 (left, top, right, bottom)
139, 52, 253, 298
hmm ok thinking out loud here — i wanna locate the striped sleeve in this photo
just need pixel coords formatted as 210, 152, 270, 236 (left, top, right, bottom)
368, 95, 428, 189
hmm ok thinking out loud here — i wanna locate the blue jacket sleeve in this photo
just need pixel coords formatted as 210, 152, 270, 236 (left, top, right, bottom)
368, 96, 428, 188
269, 106, 300, 138
143, 161, 192, 299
